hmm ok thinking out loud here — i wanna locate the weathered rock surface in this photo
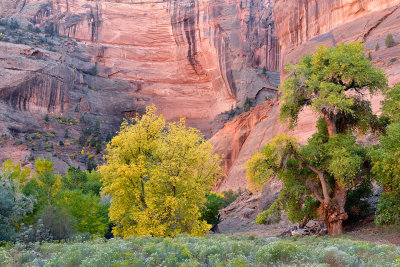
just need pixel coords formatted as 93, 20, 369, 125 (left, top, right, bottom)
1, 0, 280, 136
218, 181, 292, 235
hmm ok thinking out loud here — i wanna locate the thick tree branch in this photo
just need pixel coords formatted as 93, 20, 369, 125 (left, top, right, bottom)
305, 180, 324, 203
289, 145, 330, 204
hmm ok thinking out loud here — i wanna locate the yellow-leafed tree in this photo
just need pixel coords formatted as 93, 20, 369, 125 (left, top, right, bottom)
100, 105, 221, 237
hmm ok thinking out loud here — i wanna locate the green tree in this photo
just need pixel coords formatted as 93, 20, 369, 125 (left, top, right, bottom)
247, 42, 387, 235
385, 33, 395, 48
200, 192, 223, 225
56, 190, 109, 235
100, 105, 221, 237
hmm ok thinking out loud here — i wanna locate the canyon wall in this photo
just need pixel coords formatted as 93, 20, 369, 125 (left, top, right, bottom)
1, 0, 400, 190
0, 0, 280, 170
214, 0, 400, 192
1, 0, 280, 136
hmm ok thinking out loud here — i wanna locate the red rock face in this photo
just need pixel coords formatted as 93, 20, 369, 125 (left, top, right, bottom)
1, 0, 280, 136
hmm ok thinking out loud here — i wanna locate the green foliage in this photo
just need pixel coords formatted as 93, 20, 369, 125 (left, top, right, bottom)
381, 83, 400, 123
370, 122, 400, 225
385, 33, 395, 48
44, 114, 49, 122
86, 157, 97, 172
200, 192, 223, 225
375, 192, 400, 225
18, 219, 52, 243
0, 173, 34, 241
0, 235, 399, 266
38, 205, 76, 241
221, 189, 240, 208
370, 123, 400, 196
375, 43, 380, 51
280, 42, 387, 129
62, 167, 102, 195
345, 179, 372, 223
243, 97, 251, 112
8, 19, 19, 30
100, 105, 221, 237
56, 190, 109, 235
262, 66, 267, 75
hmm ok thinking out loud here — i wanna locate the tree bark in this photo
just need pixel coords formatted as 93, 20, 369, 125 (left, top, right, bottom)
322, 184, 348, 235
323, 114, 337, 136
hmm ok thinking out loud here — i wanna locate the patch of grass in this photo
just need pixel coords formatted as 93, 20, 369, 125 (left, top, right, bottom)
0, 235, 398, 266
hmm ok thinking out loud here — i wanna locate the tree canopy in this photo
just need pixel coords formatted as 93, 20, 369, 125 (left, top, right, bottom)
100, 105, 221, 237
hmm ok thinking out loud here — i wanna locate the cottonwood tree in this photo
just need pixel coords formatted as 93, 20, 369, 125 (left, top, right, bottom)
247, 42, 387, 235
100, 106, 221, 237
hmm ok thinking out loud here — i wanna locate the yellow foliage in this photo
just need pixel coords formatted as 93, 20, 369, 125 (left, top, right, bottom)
100, 105, 221, 237
2, 159, 31, 185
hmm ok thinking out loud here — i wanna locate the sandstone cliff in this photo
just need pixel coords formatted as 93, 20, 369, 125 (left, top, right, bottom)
1, 0, 400, 191
1, 0, 280, 135
0, 0, 280, 170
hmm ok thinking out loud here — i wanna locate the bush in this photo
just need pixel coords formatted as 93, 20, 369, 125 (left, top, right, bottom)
0, 173, 34, 241
375, 43, 380, 51
18, 220, 52, 244
9, 19, 19, 30
243, 97, 251, 112
375, 192, 400, 225
200, 192, 223, 225
385, 33, 395, 48
38, 205, 76, 241
221, 189, 239, 208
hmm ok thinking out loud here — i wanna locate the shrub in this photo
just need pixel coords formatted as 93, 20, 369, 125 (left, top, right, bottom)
221, 189, 239, 208
375, 43, 380, 51
87, 157, 97, 172
243, 97, 251, 112
9, 19, 19, 30
0, 172, 34, 241
18, 220, 52, 244
0, 19, 8, 27
375, 192, 400, 225
38, 205, 76, 241
200, 192, 223, 225
385, 33, 395, 48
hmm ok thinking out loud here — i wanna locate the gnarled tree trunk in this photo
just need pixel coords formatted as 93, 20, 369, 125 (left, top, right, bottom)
322, 184, 348, 235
